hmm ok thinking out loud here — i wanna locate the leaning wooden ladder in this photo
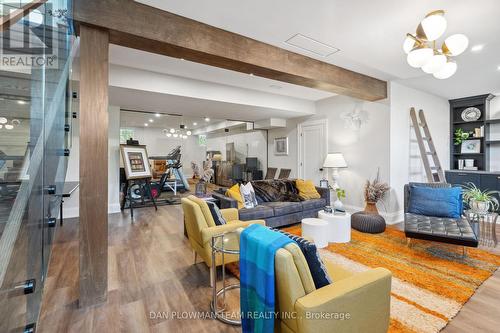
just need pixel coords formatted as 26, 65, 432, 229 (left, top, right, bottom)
409, 108, 446, 183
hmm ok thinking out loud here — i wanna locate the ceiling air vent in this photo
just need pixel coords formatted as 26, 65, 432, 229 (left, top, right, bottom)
285, 34, 340, 57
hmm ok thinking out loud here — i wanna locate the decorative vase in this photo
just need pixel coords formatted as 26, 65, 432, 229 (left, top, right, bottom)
195, 181, 207, 197
470, 200, 489, 214
364, 201, 379, 215
333, 199, 344, 212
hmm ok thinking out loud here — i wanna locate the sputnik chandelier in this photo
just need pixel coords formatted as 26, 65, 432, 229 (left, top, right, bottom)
403, 10, 468, 79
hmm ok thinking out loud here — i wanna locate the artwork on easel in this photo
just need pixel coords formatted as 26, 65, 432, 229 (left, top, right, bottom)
120, 144, 152, 180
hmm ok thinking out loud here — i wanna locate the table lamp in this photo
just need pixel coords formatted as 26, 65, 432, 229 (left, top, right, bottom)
323, 152, 347, 190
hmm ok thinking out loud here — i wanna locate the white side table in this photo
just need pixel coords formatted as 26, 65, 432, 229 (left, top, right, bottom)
301, 218, 329, 248
318, 210, 351, 243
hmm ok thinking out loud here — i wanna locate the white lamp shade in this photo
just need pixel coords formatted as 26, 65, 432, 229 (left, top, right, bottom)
403, 36, 416, 54
433, 61, 457, 79
421, 13, 447, 41
407, 47, 433, 68
444, 34, 469, 56
323, 153, 347, 168
422, 53, 447, 74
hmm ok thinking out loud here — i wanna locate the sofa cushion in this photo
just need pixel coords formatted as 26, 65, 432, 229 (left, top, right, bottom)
238, 205, 275, 220
225, 184, 244, 209
301, 198, 327, 211
295, 179, 321, 200
408, 185, 462, 218
261, 201, 302, 216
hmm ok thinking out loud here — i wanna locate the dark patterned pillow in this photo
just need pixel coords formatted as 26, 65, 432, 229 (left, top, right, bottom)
206, 201, 227, 226
273, 229, 332, 288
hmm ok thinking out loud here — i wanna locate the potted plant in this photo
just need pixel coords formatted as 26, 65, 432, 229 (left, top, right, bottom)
462, 182, 499, 214
454, 128, 472, 146
364, 169, 390, 214
333, 188, 346, 211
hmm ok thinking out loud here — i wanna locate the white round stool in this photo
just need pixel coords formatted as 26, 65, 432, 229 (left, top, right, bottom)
301, 218, 329, 248
318, 210, 351, 243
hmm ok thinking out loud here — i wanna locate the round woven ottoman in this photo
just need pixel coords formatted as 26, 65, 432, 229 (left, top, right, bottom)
351, 212, 386, 234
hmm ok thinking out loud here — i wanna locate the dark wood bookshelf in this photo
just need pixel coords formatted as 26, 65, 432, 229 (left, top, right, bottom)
449, 94, 494, 171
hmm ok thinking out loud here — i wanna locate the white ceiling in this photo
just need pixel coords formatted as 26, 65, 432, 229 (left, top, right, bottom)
109, 45, 334, 101
109, 86, 309, 121
136, 0, 500, 99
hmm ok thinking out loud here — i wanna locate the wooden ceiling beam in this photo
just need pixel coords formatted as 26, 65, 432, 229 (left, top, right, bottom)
73, 0, 387, 101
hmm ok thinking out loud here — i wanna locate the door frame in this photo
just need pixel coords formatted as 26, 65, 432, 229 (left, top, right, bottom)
297, 118, 329, 180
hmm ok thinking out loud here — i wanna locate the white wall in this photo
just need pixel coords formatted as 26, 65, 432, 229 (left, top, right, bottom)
63, 105, 122, 218
489, 96, 500, 171
206, 129, 267, 170
268, 95, 392, 218
388, 82, 449, 221
127, 126, 207, 177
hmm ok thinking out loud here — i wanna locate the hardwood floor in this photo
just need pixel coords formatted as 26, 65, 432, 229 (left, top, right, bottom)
38, 204, 500, 332
38, 203, 240, 333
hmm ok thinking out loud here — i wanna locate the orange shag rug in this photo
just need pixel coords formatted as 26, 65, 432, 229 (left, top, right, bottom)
229, 226, 500, 333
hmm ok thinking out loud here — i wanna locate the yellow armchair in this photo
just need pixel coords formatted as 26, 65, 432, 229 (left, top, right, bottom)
181, 195, 265, 286
275, 243, 392, 333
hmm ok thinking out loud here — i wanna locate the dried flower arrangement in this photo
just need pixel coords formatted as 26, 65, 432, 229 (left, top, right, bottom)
364, 169, 390, 204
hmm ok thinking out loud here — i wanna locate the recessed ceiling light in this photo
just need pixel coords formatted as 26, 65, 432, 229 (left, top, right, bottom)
249, 73, 254, 76
470, 44, 484, 52
497, 65, 500, 71
205, 117, 210, 122
193, 122, 197, 126
155, 113, 161, 117
144, 123, 148, 127
149, 119, 153, 123
186, 130, 192, 136
17, 100, 26, 105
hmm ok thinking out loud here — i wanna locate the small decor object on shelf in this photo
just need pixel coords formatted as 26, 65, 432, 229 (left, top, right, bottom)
462, 182, 499, 214
461, 107, 482, 122
319, 178, 329, 188
454, 128, 472, 145
461, 139, 481, 154
274, 137, 289, 156
363, 169, 390, 215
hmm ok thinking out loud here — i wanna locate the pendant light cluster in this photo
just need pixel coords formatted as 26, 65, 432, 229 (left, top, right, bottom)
403, 10, 468, 79
0, 117, 20, 130
163, 126, 192, 140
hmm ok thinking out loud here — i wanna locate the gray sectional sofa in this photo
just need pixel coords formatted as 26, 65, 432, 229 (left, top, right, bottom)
212, 180, 330, 228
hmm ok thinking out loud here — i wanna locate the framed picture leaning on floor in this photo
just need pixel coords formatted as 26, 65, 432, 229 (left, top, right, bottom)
120, 144, 153, 180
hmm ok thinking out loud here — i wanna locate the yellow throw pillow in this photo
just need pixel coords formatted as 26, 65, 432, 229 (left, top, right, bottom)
295, 179, 321, 200
225, 184, 244, 209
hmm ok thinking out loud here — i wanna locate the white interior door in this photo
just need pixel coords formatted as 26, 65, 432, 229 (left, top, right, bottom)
298, 119, 328, 185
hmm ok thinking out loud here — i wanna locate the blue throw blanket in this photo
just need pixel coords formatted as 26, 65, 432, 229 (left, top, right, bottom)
240, 224, 294, 333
